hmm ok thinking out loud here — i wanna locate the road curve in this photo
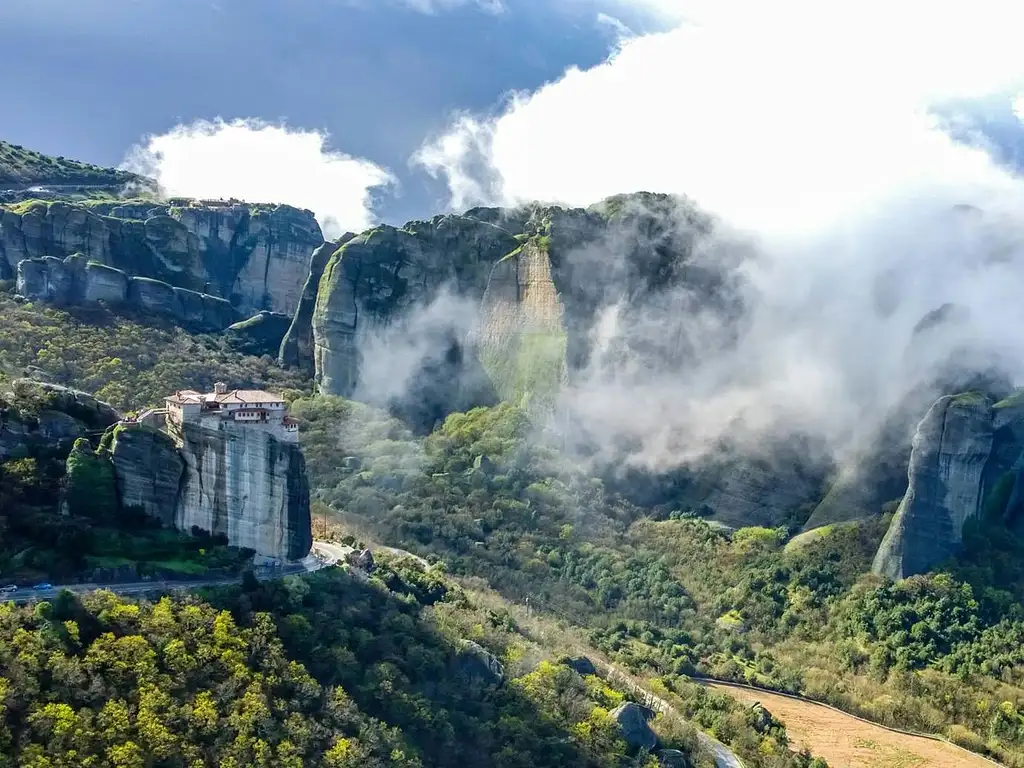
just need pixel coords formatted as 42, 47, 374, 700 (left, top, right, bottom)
0, 540, 348, 605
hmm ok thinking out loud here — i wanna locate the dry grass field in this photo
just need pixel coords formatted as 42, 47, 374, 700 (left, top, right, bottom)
706, 682, 998, 768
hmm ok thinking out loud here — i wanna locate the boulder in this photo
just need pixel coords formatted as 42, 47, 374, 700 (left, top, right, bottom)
226, 311, 293, 357
17, 256, 76, 304
563, 656, 598, 676
173, 287, 238, 331
129, 276, 180, 317
345, 548, 375, 573
609, 702, 658, 752
83, 262, 129, 303
454, 639, 505, 686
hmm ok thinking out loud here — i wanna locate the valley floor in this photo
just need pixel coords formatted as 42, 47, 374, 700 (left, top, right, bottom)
706, 682, 998, 768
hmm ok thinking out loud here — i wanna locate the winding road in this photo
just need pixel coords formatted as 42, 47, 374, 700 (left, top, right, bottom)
0, 540, 350, 605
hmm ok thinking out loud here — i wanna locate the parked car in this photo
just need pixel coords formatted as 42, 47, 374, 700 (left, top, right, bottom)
33, 583, 53, 591
0, 585, 17, 594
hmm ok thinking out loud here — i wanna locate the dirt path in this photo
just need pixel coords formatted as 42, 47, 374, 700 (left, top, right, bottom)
705, 682, 997, 768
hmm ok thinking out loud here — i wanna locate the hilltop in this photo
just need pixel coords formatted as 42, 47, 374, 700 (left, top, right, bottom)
0, 138, 145, 190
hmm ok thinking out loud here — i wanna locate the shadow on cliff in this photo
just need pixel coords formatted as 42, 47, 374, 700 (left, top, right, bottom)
203, 564, 604, 768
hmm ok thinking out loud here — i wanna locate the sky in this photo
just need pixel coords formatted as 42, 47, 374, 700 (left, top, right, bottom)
0, 0, 665, 228
4, 0, 1024, 236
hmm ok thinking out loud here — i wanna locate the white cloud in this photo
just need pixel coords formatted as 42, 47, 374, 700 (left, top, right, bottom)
417, 0, 1024, 235
415, 0, 1024, 472
123, 118, 394, 238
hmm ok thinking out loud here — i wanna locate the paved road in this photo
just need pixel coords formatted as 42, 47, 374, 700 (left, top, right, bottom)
0, 540, 348, 605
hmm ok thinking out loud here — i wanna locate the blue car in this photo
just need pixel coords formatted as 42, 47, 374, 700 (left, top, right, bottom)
33, 583, 53, 591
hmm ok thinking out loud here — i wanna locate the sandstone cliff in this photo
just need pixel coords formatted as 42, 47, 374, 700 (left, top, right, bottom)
109, 420, 312, 562
873, 391, 1024, 579
279, 235, 354, 373
1, 199, 323, 316
311, 214, 518, 398
175, 421, 311, 562
16, 254, 238, 331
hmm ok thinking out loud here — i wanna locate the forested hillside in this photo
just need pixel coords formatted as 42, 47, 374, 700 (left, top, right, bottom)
0, 555, 724, 767
295, 394, 1024, 766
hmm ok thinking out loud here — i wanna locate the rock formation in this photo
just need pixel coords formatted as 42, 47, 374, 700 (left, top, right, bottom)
279, 235, 354, 373
609, 702, 658, 752
109, 425, 185, 526
873, 391, 1024, 579
16, 254, 238, 331
0, 379, 120, 462
1, 199, 323, 316
109, 418, 312, 563
225, 311, 294, 357
310, 214, 517, 401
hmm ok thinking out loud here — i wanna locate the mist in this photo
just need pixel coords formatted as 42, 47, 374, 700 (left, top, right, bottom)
410, 0, 1024, 473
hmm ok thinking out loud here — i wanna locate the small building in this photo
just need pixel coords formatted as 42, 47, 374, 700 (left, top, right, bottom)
163, 382, 297, 442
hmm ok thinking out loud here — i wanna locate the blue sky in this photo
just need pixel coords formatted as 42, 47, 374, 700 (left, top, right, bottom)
4, 0, 1024, 236
0, 0, 662, 223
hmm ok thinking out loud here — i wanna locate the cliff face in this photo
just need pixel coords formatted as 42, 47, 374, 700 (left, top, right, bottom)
475, 238, 568, 407
311, 214, 518, 398
17, 255, 238, 331
873, 392, 1024, 579
110, 426, 185, 526
279, 235, 353, 372
175, 422, 311, 561
109, 420, 312, 562
1, 199, 323, 316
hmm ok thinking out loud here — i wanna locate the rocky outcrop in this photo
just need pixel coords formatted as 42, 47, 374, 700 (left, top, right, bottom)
453, 639, 505, 686
475, 239, 568, 407
109, 425, 185, 526
0, 380, 119, 462
107, 418, 312, 562
804, 304, 1013, 532
873, 391, 1024, 579
173, 420, 312, 562
16, 254, 239, 331
311, 214, 517, 398
279, 235, 353, 372
225, 311, 294, 358
1, 199, 323, 316
609, 702, 658, 752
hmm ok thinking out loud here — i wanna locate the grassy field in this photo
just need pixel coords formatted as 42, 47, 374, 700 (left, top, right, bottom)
706, 682, 997, 768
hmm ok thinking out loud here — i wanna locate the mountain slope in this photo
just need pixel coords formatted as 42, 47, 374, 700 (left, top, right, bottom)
0, 139, 143, 188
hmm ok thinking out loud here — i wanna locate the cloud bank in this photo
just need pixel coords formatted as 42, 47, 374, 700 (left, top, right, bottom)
415, 0, 1024, 472
123, 119, 394, 238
